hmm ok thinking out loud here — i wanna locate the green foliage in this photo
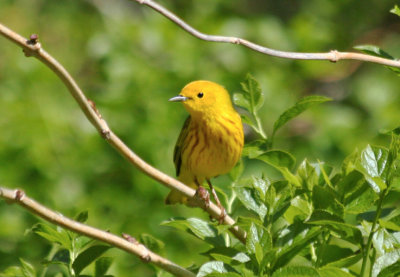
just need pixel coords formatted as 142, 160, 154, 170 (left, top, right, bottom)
1, 1, 400, 276
163, 77, 400, 276
235, 73, 331, 150
0, 259, 36, 277
1, 214, 114, 277
390, 5, 400, 17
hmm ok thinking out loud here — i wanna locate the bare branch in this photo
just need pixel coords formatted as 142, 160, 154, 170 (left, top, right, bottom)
0, 187, 195, 277
132, 0, 400, 68
0, 22, 246, 243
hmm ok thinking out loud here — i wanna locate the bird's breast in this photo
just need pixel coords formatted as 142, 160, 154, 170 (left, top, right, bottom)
182, 113, 244, 179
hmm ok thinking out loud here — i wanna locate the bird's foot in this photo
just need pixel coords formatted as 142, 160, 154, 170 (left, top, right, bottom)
217, 204, 227, 224
195, 186, 210, 209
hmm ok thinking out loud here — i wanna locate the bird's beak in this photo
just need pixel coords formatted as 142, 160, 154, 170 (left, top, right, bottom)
168, 95, 189, 102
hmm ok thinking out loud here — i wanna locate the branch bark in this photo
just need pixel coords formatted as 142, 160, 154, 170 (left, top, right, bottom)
132, 0, 400, 68
0, 22, 246, 243
0, 187, 195, 277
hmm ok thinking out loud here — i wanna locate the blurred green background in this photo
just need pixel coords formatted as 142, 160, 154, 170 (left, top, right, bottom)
0, 0, 399, 275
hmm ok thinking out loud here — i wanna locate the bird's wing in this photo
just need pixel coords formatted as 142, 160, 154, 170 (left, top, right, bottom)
173, 116, 191, 177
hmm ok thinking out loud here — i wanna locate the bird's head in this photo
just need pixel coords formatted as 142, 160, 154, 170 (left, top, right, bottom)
169, 80, 233, 116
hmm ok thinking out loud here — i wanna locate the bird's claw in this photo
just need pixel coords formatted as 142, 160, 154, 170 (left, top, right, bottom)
218, 206, 227, 224
195, 186, 210, 209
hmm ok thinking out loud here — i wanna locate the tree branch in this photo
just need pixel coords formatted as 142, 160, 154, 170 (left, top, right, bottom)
132, 0, 400, 68
0, 187, 195, 277
0, 22, 246, 244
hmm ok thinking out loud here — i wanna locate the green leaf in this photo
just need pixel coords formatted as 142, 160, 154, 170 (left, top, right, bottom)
256, 150, 296, 170
379, 211, 400, 231
239, 73, 264, 113
72, 245, 111, 275
246, 223, 272, 255
308, 211, 362, 244
297, 159, 319, 191
390, 5, 400, 17
256, 150, 299, 187
388, 133, 400, 187
318, 161, 334, 187
372, 228, 400, 256
318, 266, 355, 277
270, 180, 292, 213
379, 219, 400, 231
242, 139, 269, 159
139, 233, 165, 255
272, 95, 331, 137
357, 145, 389, 193
377, 261, 400, 277
336, 170, 364, 200
240, 114, 254, 127
354, 45, 394, 60
232, 252, 251, 264
75, 211, 89, 223
274, 227, 322, 270
372, 250, 400, 277
197, 261, 239, 277
341, 149, 360, 175
31, 223, 71, 250
204, 247, 251, 266
19, 258, 36, 277
233, 93, 250, 112
271, 266, 320, 277
284, 196, 312, 224
50, 249, 70, 265
162, 218, 224, 246
354, 45, 400, 75
314, 245, 355, 267
390, 5, 400, 16
233, 184, 267, 220
312, 186, 344, 218
344, 180, 378, 214
95, 257, 113, 277
236, 216, 264, 232
74, 236, 94, 253
325, 253, 362, 268
265, 182, 277, 210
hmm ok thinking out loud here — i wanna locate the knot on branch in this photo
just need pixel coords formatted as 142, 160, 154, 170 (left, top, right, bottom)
27, 34, 39, 45
15, 189, 25, 201
231, 37, 241, 45
24, 34, 42, 57
122, 233, 151, 262
329, 50, 339, 63
4, 189, 25, 204
101, 129, 111, 140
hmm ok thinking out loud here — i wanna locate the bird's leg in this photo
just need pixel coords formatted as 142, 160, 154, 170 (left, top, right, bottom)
191, 178, 210, 209
207, 179, 226, 224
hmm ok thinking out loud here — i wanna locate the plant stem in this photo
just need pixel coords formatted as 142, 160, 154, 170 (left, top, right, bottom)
360, 189, 387, 277
251, 109, 267, 140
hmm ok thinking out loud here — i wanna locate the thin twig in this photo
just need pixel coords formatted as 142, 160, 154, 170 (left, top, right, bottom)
132, 0, 400, 68
0, 22, 246, 244
0, 187, 195, 277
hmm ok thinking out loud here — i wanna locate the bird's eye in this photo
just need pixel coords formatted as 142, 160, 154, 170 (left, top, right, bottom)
197, 92, 204, 98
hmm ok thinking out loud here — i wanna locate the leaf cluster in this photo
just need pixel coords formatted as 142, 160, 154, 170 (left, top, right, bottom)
1, 212, 113, 277
163, 76, 400, 277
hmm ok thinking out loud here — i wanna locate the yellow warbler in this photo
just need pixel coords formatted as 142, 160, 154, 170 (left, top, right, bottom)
166, 80, 244, 219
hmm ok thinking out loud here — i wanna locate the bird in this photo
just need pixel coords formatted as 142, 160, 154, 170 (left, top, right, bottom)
166, 80, 244, 222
